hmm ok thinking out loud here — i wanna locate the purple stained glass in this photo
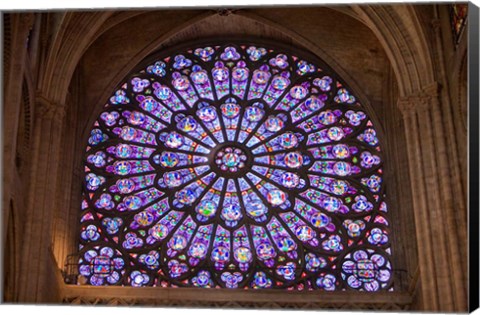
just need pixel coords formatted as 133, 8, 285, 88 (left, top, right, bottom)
79, 42, 391, 290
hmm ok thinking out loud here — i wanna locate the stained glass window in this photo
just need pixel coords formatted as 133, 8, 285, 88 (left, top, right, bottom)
450, 3, 468, 45
79, 42, 392, 291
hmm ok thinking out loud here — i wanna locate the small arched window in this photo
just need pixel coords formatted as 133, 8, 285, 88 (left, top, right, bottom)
449, 4, 468, 45
79, 42, 392, 291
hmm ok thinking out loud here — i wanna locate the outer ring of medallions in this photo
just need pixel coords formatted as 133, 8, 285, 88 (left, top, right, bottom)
336, 245, 393, 291
77, 240, 131, 285
209, 141, 253, 179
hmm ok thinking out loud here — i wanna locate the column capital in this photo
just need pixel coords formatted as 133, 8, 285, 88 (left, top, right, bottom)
397, 82, 442, 116
36, 96, 66, 122
397, 96, 429, 116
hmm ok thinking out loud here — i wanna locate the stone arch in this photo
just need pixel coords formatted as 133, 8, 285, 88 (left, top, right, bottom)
349, 5, 436, 97
79, 11, 385, 147
39, 5, 438, 128
37, 12, 114, 105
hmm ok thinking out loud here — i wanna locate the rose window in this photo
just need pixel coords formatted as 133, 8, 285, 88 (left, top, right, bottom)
79, 42, 392, 291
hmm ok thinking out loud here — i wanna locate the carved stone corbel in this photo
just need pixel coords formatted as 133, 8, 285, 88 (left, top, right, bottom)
35, 95, 66, 122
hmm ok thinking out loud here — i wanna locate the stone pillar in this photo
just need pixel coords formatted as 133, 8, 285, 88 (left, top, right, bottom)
51, 83, 81, 273
17, 97, 65, 303
397, 83, 467, 312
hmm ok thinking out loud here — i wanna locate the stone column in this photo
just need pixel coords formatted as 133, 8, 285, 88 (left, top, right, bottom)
397, 83, 467, 311
17, 97, 65, 303
51, 85, 81, 274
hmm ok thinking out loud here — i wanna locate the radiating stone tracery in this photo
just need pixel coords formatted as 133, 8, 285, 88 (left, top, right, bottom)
80, 42, 391, 291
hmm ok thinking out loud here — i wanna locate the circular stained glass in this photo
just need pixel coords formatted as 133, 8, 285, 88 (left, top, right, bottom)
80, 42, 391, 290
214, 146, 248, 173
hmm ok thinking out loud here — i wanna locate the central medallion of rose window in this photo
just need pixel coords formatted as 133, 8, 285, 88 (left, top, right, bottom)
212, 145, 251, 177
215, 146, 248, 173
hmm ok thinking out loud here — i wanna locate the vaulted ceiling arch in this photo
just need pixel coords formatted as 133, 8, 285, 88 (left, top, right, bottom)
38, 5, 436, 110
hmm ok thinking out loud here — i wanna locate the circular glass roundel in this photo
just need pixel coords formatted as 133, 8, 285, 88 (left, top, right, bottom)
80, 42, 391, 290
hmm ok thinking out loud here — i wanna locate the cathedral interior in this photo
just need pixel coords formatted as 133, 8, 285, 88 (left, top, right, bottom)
1, 3, 475, 312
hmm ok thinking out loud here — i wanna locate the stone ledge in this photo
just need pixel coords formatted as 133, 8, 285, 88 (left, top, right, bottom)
61, 284, 412, 309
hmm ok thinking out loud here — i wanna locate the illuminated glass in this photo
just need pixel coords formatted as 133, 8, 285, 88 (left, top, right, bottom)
450, 4, 468, 45
79, 43, 392, 291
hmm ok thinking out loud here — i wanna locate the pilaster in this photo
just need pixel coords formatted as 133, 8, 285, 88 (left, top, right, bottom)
397, 82, 467, 311
18, 97, 65, 303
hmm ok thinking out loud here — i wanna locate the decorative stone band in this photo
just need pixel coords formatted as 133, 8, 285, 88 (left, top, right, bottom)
396, 82, 441, 116
61, 286, 413, 310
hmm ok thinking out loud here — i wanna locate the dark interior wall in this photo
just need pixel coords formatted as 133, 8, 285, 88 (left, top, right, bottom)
78, 9, 202, 139
250, 7, 389, 111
